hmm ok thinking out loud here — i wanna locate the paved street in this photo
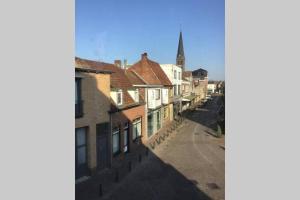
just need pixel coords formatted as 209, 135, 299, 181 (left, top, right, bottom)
100, 96, 225, 200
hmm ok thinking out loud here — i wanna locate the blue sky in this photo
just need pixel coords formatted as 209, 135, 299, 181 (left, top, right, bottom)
76, 0, 224, 80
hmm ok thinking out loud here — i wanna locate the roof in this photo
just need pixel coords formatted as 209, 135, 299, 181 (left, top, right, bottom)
75, 57, 133, 89
127, 53, 172, 86
125, 70, 146, 85
192, 68, 208, 79
75, 67, 112, 74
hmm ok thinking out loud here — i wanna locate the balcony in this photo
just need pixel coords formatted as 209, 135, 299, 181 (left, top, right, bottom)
75, 100, 83, 118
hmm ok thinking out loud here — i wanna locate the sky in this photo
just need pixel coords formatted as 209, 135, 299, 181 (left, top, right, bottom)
76, 0, 224, 80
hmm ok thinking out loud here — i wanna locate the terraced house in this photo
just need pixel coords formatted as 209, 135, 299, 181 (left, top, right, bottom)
127, 53, 173, 141
75, 58, 112, 180
160, 64, 182, 119
76, 58, 147, 167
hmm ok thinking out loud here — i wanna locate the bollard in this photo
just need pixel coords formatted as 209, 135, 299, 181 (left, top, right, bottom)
115, 170, 119, 182
138, 154, 142, 163
146, 148, 149, 156
99, 183, 103, 197
128, 161, 132, 172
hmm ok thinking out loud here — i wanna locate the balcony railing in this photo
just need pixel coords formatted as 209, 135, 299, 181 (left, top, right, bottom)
75, 100, 83, 118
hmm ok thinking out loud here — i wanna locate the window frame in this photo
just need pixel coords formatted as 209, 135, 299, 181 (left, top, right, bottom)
155, 89, 160, 100
112, 127, 121, 156
132, 117, 142, 141
116, 90, 123, 105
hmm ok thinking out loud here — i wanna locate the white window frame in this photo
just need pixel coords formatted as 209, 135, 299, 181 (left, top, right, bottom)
117, 90, 123, 105
132, 117, 142, 140
112, 127, 120, 155
134, 89, 139, 102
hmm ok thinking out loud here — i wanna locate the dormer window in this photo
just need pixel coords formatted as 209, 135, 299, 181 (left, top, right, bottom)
134, 89, 139, 102
117, 90, 122, 105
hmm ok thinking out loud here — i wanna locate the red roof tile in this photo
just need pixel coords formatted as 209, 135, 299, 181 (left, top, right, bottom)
127, 53, 172, 86
75, 57, 133, 89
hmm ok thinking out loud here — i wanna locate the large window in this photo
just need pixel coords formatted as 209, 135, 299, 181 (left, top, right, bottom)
156, 111, 161, 130
75, 127, 88, 179
132, 117, 142, 141
112, 127, 120, 155
123, 123, 129, 153
174, 85, 177, 96
174, 70, 177, 79
178, 85, 181, 95
147, 114, 154, 137
155, 89, 160, 100
75, 78, 83, 118
178, 72, 181, 80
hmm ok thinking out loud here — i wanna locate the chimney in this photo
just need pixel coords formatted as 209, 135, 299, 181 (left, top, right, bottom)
123, 59, 127, 68
141, 52, 147, 59
114, 60, 122, 68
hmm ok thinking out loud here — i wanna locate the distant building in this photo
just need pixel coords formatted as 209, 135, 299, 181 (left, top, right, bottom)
181, 71, 197, 111
207, 81, 217, 94
192, 68, 208, 101
160, 64, 182, 118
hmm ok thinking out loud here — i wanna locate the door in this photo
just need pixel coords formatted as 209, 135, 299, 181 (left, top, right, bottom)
97, 135, 108, 170
96, 122, 109, 170
75, 127, 89, 179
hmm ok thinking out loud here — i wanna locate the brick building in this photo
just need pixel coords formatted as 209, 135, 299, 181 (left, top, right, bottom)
127, 53, 173, 141
75, 59, 112, 180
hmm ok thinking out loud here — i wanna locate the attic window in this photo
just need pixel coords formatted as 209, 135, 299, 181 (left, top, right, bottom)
117, 90, 122, 105
134, 89, 139, 102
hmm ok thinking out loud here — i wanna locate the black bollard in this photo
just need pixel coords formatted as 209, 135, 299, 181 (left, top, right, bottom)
146, 148, 149, 156
138, 154, 142, 163
99, 183, 103, 197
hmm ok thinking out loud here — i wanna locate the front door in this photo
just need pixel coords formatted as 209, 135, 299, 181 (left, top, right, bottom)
75, 127, 89, 179
97, 135, 108, 170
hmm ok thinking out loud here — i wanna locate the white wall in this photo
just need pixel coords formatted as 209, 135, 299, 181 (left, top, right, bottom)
147, 88, 162, 109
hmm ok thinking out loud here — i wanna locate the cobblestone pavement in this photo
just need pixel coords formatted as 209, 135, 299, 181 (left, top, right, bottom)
97, 96, 225, 200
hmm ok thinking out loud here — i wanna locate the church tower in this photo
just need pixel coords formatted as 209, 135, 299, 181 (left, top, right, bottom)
176, 31, 185, 71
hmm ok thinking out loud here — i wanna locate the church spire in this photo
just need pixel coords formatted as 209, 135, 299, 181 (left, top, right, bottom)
176, 31, 185, 71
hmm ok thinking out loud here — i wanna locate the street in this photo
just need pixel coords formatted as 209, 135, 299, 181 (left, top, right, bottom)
100, 96, 225, 200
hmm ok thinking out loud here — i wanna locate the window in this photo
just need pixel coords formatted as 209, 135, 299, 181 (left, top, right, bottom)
178, 85, 181, 95
155, 89, 160, 100
132, 118, 142, 141
134, 90, 139, 102
156, 111, 161, 130
147, 114, 154, 137
112, 127, 120, 155
174, 70, 177, 79
75, 78, 83, 118
174, 85, 177, 96
75, 127, 88, 178
178, 72, 181, 80
123, 123, 129, 153
117, 90, 122, 105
